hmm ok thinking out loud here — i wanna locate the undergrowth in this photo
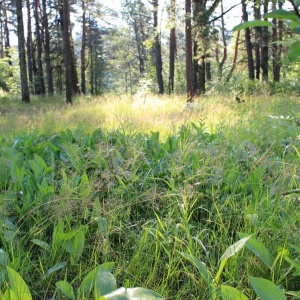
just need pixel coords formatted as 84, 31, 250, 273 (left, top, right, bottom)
0, 93, 300, 299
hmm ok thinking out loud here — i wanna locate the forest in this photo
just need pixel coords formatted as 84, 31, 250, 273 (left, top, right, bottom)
0, 0, 300, 299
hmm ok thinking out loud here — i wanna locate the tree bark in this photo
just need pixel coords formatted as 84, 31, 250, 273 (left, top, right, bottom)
261, 0, 269, 81
26, 0, 33, 92
42, 0, 54, 94
61, 0, 72, 104
272, 0, 282, 82
225, 29, 241, 83
168, 0, 176, 94
254, 0, 261, 80
34, 0, 45, 95
16, 0, 30, 103
153, 0, 164, 94
185, 0, 193, 101
241, 0, 255, 80
81, 0, 86, 94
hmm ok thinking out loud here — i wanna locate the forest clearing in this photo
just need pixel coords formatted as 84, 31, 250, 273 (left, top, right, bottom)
1, 0, 300, 298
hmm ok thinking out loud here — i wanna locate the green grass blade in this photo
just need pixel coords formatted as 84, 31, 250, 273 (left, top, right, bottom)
180, 252, 213, 286
45, 262, 67, 278
249, 277, 286, 300
6, 266, 32, 300
221, 285, 249, 300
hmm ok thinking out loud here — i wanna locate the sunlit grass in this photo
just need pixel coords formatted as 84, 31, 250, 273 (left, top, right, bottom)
2, 92, 298, 138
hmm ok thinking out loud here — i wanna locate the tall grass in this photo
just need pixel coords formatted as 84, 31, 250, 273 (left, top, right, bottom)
0, 92, 299, 299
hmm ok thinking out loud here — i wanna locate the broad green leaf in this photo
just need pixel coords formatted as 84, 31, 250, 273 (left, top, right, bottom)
180, 252, 213, 286
215, 236, 251, 285
249, 277, 286, 300
31, 239, 51, 252
238, 233, 274, 268
78, 263, 115, 297
70, 231, 85, 265
103, 287, 164, 300
56, 281, 75, 300
6, 266, 32, 300
264, 9, 300, 23
94, 268, 117, 297
288, 41, 300, 62
45, 262, 67, 277
220, 236, 251, 261
232, 20, 274, 32
221, 285, 249, 300
292, 26, 300, 34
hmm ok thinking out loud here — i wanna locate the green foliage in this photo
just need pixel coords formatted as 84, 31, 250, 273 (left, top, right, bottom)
0, 95, 300, 298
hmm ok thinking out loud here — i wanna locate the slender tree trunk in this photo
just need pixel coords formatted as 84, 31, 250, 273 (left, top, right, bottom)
81, 0, 86, 94
16, 0, 30, 103
2, 0, 11, 66
241, 0, 255, 80
26, 0, 34, 92
225, 29, 241, 83
42, 0, 54, 94
272, 0, 283, 82
185, 0, 193, 101
61, 0, 72, 104
217, 0, 227, 78
168, 0, 176, 94
34, 0, 45, 95
153, 0, 164, 94
261, 0, 269, 80
254, 0, 261, 80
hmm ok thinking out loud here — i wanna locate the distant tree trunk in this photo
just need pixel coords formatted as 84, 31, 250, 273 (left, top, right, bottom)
34, 0, 45, 95
81, 0, 86, 94
2, 0, 11, 65
168, 0, 176, 94
26, 0, 33, 92
16, 0, 30, 103
60, 0, 72, 104
241, 0, 254, 80
185, 0, 193, 101
42, 0, 54, 94
225, 29, 241, 83
261, 0, 269, 80
216, 0, 227, 78
272, 0, 282, 82
254, 0, 261, 80
153, 0, 164, 94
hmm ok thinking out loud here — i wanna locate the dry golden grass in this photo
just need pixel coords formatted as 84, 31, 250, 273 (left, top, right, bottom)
0, 92, 298, 138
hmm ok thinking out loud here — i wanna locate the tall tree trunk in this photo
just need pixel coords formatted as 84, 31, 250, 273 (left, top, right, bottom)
261, 0, 269, 80
2, 0, 11, 65
16, 0, 30, 103
254, 0, 261, 80
61, 0, 72, 104
42, 0, 54, 94
241, 0, 255, 80
168, 0, 176, 94
217, 0, 227, 78
26, 0, 34, 92
225, 29, 241, 83
185, 0, 193, 101
272, 0, 282, 82
81, 0, 86, 94
34, 0, 45, 95
153, 0, 164, 94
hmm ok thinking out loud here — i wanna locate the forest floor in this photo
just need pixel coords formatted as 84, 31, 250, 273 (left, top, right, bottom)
0, 92, 300, 299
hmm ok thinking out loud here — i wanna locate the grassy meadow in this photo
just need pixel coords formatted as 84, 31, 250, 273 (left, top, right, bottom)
0, 92, 300, 299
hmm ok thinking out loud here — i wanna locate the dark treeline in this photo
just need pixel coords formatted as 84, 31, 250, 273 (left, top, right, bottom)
0, 0, 299, 103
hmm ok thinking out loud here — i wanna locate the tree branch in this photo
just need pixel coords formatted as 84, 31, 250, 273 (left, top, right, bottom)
209, 3, 240, 24
287, 0, 300, 19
